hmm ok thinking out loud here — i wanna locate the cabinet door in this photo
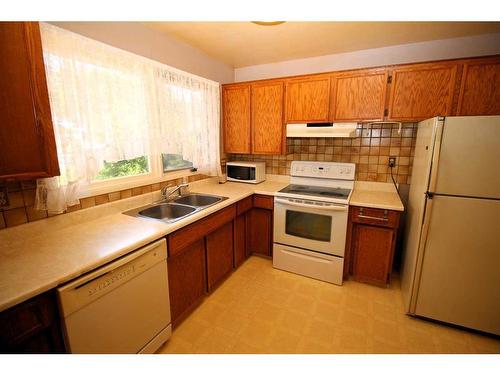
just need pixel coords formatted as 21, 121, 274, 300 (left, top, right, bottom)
457, 57, 500, 115
223, 84, 251, 154
233, 213, 247, 268
0, 22, 59, 179
206, 222, 234, 291
351, 224, 395, 286
285, 76, 331, 122
0, 291, 65, 353
332, 70, 388, 121
167, 239, 206, 327
248, 208, 272, 257
388, 63, 458, 121
251, 81, 284, 154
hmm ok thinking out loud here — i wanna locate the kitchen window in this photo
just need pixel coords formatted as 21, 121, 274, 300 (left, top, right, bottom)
35, 23, 221, 213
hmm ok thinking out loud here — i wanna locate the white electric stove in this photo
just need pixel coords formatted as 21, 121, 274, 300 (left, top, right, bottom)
273, 161, 355, 285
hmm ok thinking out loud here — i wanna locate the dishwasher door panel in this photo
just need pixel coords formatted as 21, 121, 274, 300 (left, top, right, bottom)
58, 239, 171, 353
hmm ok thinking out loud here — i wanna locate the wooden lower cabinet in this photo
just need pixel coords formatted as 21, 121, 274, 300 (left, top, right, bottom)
345, 206, 401, 287
206, 222, 234, 291
167, 239, 207, 327
233, 213, 247, 268
247, 208, 273, 257
0, 291, 65, 353
351, 224, 396, 285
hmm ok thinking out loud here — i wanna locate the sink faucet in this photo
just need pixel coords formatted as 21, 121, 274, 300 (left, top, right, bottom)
161, 183, 189, 201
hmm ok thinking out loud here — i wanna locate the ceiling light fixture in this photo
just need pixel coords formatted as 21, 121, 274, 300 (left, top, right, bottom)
251, 21, 286, 26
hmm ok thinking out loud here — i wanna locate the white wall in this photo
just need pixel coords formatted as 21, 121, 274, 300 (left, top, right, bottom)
50, 22, 234, 84
234, 33, 500, 82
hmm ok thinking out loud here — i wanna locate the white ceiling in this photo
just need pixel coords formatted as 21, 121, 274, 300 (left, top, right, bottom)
144, 22, 500, 68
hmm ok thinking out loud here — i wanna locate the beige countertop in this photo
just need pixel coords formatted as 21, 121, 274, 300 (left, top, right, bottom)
349, 181, 405, 211
0, 176, 289, 312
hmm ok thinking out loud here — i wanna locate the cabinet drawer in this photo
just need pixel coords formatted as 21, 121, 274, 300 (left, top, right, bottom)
253, 194, 274, 210
236, 196, 253, 215
168, 205, 236, 257
350, 206, 400, 228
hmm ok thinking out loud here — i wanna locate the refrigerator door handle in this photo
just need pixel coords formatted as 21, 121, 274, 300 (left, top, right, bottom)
428, 118, 445, 193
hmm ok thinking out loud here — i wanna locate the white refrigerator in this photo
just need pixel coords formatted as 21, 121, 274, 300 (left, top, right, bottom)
401, 116, 500, 335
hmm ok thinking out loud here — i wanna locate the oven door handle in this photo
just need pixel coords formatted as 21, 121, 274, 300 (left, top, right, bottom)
274, 197, 348, 212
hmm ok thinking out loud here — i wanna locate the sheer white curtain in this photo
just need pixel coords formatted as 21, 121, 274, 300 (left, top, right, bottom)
36, 23, 221, 213
153, 68, 221, 176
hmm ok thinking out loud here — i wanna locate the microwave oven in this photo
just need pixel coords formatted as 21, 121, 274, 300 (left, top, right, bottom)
226, 161, 266, 184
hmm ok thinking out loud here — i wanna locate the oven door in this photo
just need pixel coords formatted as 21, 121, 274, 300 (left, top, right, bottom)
274, 197, 348, 257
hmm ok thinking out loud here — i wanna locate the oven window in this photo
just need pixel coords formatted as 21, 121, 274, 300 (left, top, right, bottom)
285, 210, 332, 242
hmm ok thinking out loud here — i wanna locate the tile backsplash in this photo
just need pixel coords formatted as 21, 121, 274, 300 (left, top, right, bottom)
0, 174, 208, 230
228, 123, 417, 185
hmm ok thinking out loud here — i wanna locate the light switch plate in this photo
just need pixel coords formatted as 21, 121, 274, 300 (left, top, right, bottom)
0, 186, 9, 207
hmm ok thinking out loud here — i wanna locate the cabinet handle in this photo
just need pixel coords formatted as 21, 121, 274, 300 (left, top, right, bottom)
358, 208, 388, 221
357, 214, 388, 222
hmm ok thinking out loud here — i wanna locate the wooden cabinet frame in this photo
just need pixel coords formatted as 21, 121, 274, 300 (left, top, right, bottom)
285, 75, 331, 123
330, 68, 388, 122
387, 62, 458, 121
224, 55, 500, 133
251, 80, 285, 154
456, 56, 500, 116
222, 84, 252, 154
0, 22, 60, 180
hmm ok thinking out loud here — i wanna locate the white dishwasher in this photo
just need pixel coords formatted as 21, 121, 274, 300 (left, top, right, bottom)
57, 238, 171, 353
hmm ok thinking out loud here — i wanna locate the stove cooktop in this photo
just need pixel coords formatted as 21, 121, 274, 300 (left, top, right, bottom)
278, 184, 351, 200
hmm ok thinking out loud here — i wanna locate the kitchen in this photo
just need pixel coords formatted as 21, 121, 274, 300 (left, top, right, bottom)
1, 2, 500, 372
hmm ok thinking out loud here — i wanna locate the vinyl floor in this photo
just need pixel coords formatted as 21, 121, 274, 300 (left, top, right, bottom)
158, 256, 500, 354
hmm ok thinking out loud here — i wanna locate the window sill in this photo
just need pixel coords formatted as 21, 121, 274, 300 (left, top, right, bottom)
79, 169, 200, 198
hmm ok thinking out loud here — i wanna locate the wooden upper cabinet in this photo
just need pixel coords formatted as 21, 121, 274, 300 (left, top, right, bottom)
457, 57, 500, 116
331, 70, 388, 121
285, 76, 331, 123
388, 62, 458, 121
251, 81, 284, 154
223, 84, 251, 154
0, 22, 59, 180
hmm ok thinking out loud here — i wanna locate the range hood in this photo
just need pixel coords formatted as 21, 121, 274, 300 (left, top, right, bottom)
286, 122, 358, 138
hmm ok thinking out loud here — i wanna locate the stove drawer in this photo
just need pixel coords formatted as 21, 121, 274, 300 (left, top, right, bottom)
273, 243, 344, 285
350, 206, 400, 228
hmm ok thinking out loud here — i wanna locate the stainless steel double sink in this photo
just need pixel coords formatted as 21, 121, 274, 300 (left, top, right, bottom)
123, 193, 228, 223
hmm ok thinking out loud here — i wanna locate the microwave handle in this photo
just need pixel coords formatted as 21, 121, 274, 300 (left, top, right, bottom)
274, 197, 348, 212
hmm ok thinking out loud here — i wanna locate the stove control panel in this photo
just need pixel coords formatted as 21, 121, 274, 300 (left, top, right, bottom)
291, 161, 355, 180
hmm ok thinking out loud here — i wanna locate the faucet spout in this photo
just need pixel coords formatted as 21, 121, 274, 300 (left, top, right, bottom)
161, 183, 189, 201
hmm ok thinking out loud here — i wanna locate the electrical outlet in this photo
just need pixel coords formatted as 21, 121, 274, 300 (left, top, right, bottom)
0, 186, 9, 207
388, 157, 397, 168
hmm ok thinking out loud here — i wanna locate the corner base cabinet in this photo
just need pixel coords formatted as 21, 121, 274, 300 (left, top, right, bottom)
345, 206, 401, 287
247, 195, 274, 257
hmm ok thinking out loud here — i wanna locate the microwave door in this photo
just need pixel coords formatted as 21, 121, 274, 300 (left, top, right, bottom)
227, 165, 255, 181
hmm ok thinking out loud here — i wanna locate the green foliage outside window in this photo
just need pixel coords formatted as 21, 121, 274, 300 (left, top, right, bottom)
162, 153, 193, 172
95, 155, 149, 180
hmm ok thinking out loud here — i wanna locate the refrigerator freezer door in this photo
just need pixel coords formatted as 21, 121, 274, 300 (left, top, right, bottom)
414, 195, 500, 335
430, 116, 500, 199
401, 117, 441, 311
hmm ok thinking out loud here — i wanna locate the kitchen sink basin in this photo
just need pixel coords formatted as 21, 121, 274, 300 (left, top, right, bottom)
138, 203, 196, 220
172, 193, 224, 207
123, 193, 228, 223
